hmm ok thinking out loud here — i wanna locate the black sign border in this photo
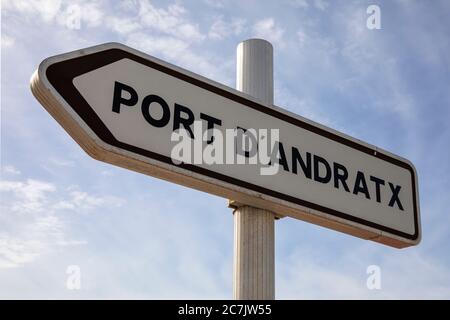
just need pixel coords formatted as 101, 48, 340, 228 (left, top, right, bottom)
45, 46, 419, 241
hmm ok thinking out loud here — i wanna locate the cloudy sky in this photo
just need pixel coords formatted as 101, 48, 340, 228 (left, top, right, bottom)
1, 0, 449, 299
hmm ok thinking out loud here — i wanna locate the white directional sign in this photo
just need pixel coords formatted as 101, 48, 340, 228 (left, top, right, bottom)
31, 42, 420, 248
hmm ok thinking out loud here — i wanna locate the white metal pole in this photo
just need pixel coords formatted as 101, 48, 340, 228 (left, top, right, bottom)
232, 39, 275, 300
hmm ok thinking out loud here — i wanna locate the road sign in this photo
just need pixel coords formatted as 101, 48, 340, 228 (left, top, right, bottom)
30, 42, 420, 248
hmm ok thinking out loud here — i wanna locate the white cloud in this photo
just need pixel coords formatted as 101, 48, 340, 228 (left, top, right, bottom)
2, 0, 62, 22
126, 33, 189, 60
277, 245, 450, 299
203, 0, 225, 9
0, 190, 232, 298
0, 178, 125, 215
0, 215, 70, 269
289, 0, 309, 9
65, 191, 125, 210
3, 0, 104, 30
100, 170, 114, 176
289, 0, 328, 10
252, 18, 284, 47
116, 0, 140, 12
120, 2, 237, 84
278, 260, 366, 299
125, 32, 229, 84
337, 4, 376, 66
0, 179, 56, 214
334, 3, 419, 122
296, 29, 308, 45
274, 84, 336, 129
48, 158, 75, 167
0, 0, 227, 91
1, 165, 21, 175
313, 0, 329, 11
106, 16, 142, 35
208, 16, 246, 40
296, 28, 337, 54
79, 2, 104, 27
2, 0, 226, 83
0, 237, 42, 268
0, 178, 124, 269
138, 1, 205, 42
1, 35, 15, 48
55, 2, 104, 29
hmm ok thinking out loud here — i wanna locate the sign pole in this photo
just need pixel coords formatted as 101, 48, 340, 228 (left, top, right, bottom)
230, 39, 275, 300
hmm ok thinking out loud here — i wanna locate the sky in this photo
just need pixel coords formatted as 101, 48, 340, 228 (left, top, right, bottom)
1, 0, 449, 299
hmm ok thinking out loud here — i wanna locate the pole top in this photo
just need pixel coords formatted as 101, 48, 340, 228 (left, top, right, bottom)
236, 38, 274, 105
238, 38, 273, 48
237, 39, 273, 54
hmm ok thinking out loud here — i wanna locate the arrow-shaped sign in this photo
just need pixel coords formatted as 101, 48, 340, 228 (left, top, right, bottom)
31, 42, 420, 248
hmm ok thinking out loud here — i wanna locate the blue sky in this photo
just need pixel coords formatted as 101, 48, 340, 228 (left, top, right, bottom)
1, 0, 449, 299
